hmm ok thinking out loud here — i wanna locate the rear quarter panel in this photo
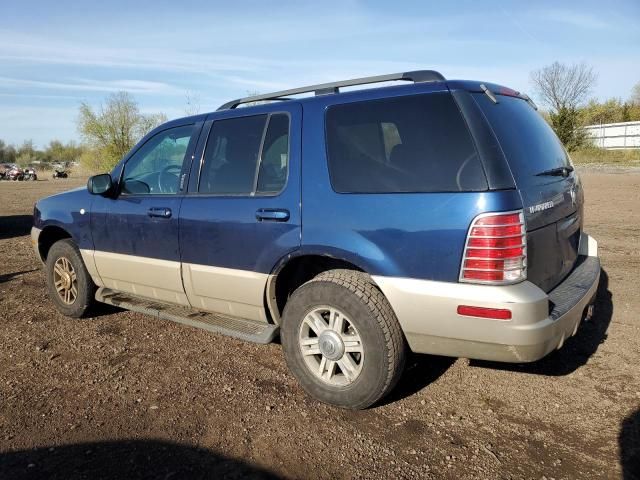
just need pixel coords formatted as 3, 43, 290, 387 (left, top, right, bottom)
300, 93, 523, 282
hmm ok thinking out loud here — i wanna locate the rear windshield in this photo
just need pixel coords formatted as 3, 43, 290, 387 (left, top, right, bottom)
325, 93, 487, 193
472, 93, 571, 184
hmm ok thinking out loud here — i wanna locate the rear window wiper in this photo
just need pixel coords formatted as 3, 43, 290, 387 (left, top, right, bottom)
480, 84, 498, 104
536, 166, 574, 177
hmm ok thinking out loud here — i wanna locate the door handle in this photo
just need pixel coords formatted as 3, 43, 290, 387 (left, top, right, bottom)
148, 207, 172, 218
255, 208, 290, 222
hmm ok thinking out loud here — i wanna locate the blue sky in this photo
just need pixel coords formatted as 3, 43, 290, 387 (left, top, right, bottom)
1, 0, 639, 147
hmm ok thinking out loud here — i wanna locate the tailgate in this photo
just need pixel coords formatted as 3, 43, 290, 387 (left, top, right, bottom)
472, 92, 584, 292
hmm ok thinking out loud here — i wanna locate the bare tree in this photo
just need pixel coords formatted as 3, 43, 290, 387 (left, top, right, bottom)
530, 61, 597, 112
242, 90, 265, 107
184, 90, 202, 116
530, 62, 597, 150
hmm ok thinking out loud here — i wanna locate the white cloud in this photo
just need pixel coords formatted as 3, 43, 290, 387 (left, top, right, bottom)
0, 76, 181, 95
537, 9, 610, 29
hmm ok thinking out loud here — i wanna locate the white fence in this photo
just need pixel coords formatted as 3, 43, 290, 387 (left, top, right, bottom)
583, 121, 640, 149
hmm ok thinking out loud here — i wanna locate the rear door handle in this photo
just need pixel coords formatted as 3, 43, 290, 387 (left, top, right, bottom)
255, 208, 290, 222
148, 207, 172, 218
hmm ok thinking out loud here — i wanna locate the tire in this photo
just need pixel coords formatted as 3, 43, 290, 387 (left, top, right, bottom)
45, 239, 96, 318
281, 269, 406, 409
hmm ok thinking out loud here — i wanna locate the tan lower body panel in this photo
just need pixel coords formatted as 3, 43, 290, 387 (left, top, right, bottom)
372, 233, 600, 362
90, 250, 189, 306
80, 249, 104, 287
182, 263, 269, 322
82, 250, 269, 322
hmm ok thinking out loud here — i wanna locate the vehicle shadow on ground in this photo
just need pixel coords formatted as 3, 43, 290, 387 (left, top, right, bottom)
470, 268, 612, 377
0, 215, 33, 240
86, 302, 124, 319
0, 439, 281, 480
0, 269, 38, 284
379, 354, 456, 406
620, 408, 640, 480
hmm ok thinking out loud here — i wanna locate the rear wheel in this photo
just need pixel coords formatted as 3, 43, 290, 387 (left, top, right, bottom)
281, 269, 406, 409
45, 239, 96, 317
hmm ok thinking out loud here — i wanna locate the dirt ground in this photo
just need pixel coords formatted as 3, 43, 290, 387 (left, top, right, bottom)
0, 171, 638, 479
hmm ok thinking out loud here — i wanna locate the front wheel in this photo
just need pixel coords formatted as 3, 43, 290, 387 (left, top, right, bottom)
45, 239, 96, 317
281, 269, 406, 409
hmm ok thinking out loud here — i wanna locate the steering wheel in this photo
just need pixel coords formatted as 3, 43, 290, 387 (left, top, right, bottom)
157, 164, 182, 193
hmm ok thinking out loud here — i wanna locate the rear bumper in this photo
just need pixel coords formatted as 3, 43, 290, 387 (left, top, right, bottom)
373, 232, 600, 363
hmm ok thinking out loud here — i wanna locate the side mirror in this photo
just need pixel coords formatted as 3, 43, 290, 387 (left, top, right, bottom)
87, 173, 113, 195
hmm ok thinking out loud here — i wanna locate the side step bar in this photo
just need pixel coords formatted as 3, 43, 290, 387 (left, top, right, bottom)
96, 288, 279, 344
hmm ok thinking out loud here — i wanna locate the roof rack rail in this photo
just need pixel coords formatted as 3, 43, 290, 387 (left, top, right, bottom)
217, 70, 446, 110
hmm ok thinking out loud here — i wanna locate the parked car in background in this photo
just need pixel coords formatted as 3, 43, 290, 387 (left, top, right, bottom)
23, 167, 38, 181
6, 165, 24, 181
32, 70, 600, 409
1, 163, 21, 180
0, 163, 12, 180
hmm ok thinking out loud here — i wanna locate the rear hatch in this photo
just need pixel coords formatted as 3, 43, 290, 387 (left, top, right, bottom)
472, 91, 583, 293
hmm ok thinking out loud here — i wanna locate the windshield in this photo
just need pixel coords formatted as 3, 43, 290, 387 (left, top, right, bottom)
473, 93, 571, 185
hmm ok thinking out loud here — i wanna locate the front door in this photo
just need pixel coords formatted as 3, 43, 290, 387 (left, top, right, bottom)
91, 123, 200, 304
179, 105, 302, 321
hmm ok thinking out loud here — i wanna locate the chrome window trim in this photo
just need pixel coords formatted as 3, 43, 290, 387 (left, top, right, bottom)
195, 111, 292, 198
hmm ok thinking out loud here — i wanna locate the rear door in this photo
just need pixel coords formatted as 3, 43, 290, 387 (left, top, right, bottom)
179, 104, 302, 321
473, 93, 583, 292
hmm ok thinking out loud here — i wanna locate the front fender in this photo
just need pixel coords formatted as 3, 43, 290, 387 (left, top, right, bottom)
35, 187, 94, 250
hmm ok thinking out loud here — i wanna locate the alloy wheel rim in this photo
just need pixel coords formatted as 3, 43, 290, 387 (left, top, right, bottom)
53, 256, 78, 305
298, 306, 364, 386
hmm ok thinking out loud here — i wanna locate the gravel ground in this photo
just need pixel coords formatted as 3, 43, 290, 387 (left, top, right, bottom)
0, 171, 638, 479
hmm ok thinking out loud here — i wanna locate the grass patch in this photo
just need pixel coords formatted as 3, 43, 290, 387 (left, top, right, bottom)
571, 146, 640, 167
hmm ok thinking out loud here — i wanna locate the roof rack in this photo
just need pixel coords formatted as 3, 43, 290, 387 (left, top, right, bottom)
217, 70, 446, 110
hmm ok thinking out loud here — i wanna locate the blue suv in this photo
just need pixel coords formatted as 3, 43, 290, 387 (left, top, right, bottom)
32, 71, 600, 409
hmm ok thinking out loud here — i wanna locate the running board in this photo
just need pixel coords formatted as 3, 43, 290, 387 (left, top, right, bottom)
95, 288, 279, 344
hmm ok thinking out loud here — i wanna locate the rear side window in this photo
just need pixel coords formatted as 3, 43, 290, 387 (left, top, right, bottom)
257, 114, 289, 194
472, 93, 571, 185
199, 113, 290, 195
325, 93, 486, 193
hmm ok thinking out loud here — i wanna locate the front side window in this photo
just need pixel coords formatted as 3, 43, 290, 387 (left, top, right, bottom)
122, 125, 195, 195
326, 93, 486, 193
199, 113, 290, 195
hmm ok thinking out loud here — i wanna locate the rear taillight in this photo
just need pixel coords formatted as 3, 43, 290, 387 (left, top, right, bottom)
460, 210, 526, 285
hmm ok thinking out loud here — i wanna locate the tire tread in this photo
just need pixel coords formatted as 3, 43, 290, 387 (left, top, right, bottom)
303, 269, 406, 407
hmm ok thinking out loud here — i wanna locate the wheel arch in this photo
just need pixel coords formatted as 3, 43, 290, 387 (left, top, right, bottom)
38, 225, 73, 261
265, 251, 384, 325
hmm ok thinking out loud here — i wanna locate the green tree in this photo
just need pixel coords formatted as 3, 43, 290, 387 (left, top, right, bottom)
15, 140, 39, 166
0, 140, 17, 164
43, 140, 85, 164
580, 98, 625, 125
578, 95, 640, 126
77, 91, 167, 171
530, 62, 597, 150
550, 107, 589, 151
631, 81, 640, 105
